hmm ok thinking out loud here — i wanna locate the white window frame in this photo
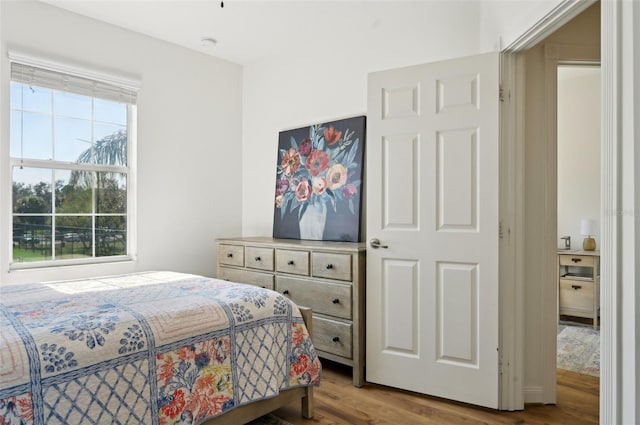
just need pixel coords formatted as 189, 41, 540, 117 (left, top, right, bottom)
7, 52, 139, 270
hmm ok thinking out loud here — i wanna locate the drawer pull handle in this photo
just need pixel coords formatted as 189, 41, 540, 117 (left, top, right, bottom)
326, 264, 334, 269
226, 253, 233, 258
287, 260, 295, 265
283, 290, 290, 295
332, 336, 340, 342
571, 258, 582, 263
254, 256, 261, 261
572, 285, 582, 290
332, 298, 340, 304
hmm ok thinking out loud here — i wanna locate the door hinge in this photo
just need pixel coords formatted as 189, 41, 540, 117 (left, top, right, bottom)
499, 86, 511, 103
499, 220, 510, 240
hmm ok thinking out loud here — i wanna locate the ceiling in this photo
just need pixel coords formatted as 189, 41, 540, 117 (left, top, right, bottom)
41, 0, 483, 66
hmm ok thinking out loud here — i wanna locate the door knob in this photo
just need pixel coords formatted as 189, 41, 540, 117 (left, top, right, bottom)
370, 238, 388, 249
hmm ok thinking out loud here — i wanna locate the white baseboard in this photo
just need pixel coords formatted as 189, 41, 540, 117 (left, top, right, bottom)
524, 386, 546, 404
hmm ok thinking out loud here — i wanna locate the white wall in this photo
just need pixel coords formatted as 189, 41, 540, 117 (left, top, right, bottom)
557, 66, 601, 250
0, 1, 243, 284
241, 1, 484, 238
240, 0, 569, 238
479, 0, 566, 49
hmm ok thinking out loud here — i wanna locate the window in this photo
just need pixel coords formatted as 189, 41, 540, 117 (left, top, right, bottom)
9, 55, 138, 268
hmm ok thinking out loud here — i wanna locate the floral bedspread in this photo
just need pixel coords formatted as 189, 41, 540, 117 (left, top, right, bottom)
0, 271, 321, 425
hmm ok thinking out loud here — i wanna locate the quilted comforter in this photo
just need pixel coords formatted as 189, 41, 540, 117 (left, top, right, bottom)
0, 271, 321, 425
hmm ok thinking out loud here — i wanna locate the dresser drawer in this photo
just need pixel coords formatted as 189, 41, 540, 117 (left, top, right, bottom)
218, 267, 274, 290
312, 252, 352, 281
313, 316, 352, 358
218, 244, 244, 267
245, 246, 274, 271
559, 254, 594, 267
276, 249, 310, 276
559, 278, 595, 313
276, 276, 352, 320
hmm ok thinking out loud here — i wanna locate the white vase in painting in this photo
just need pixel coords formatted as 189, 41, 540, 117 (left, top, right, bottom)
299, 203, 327, 240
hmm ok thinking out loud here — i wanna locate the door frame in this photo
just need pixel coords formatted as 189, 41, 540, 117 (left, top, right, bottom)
500, 0, 620, 422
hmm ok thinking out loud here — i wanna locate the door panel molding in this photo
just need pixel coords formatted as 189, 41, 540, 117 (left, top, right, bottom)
436, 261, 478, 365
383, 134, 420, 228
436, 129, 478, 231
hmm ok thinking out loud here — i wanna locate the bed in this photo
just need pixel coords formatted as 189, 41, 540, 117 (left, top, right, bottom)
0, 271, 321, 425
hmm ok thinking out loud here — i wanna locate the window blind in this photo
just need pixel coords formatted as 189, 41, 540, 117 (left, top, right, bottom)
10, 60, 138, 105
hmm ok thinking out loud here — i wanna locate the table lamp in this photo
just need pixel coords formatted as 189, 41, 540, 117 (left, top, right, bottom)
580, 219, 597, 251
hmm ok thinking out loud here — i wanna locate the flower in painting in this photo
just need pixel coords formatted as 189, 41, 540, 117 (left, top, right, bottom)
312, 177, 327, 195
343, 183, 358, 200
305, 150, 329, 177
324, 126, 342, 146
327, 163, 347, 190
288, 175, 302, 191
299, 137, 313, 156
281, 148, 301, 176
275, 120, 363, 229
275, 177, 289, 196
295, 178, 311, 202
161, 389, 186, 419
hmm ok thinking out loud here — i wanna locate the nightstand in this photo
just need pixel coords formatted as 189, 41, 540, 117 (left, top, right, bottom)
558, 250, 600, 328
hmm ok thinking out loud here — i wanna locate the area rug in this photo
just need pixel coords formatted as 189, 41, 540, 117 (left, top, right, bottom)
246, 414, 292, 425
557, 324, 600, 377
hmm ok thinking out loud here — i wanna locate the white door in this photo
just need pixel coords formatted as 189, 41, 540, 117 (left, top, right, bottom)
366, 52, 500, 408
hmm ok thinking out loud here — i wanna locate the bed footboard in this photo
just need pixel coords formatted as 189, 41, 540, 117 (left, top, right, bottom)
298, 306, 315, 418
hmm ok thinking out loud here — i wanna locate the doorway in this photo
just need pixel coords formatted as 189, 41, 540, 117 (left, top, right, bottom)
516, 0, 601, 407
556, 64, 601, 378
502, 0, 626, 421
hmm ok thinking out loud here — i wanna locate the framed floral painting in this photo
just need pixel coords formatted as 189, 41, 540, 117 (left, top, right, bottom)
273, 116, 366, 242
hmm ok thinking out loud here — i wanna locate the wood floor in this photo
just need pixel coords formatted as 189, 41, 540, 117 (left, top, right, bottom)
273, 361, 599, 425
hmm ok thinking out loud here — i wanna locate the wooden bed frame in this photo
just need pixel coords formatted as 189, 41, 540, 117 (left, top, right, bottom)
201, 306, 315, 425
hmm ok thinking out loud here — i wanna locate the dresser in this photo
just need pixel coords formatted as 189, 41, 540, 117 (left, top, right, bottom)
558, 250, 600, 328
216, 237, 367, 387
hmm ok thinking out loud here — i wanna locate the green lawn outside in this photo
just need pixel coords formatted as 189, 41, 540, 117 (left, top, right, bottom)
12, 239, 124, 262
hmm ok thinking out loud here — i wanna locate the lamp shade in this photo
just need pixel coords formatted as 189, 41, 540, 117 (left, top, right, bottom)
580, 219, 597, 236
